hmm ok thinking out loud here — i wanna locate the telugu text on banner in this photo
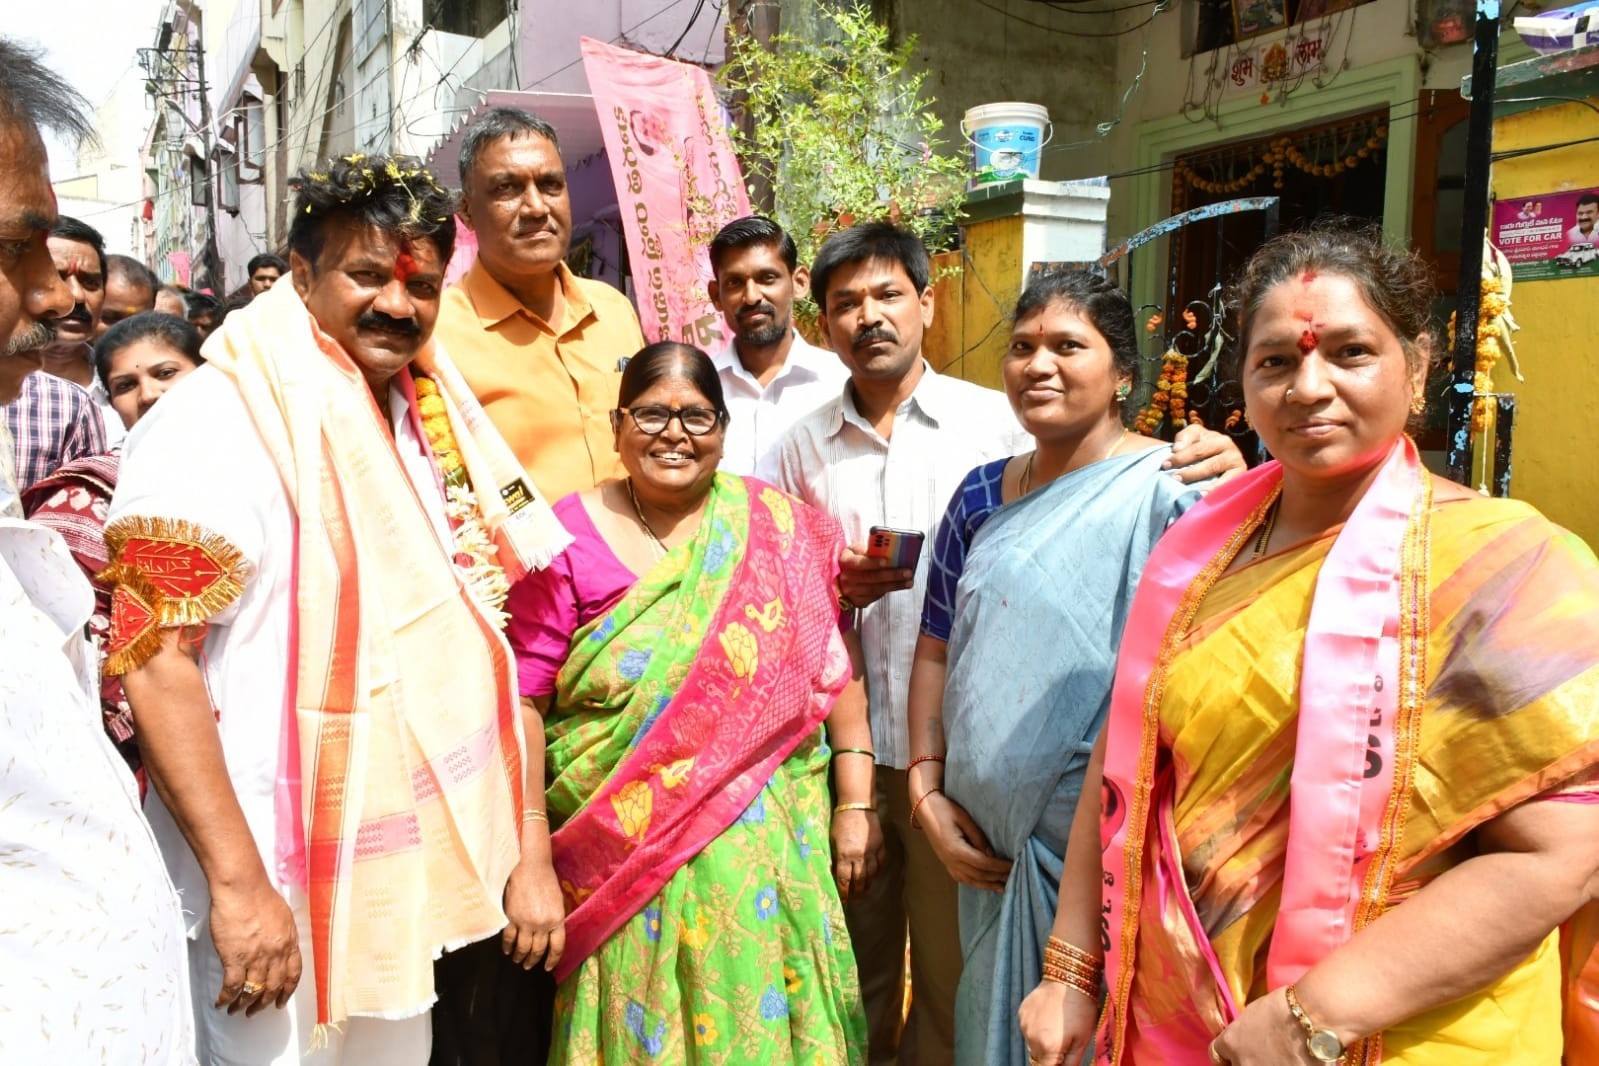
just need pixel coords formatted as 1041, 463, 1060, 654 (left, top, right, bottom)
580, 37, 753, 348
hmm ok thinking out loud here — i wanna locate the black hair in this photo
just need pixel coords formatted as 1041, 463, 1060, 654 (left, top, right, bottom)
106, 254, 158, 293
614, 342, 730, 423
247, 252, 289, 276
287, 154, 458, 268
182, 291, 221, 319
52, 215, 107, 277
93, 311, 205, 390
1229, 218, 1437, 382
709, 215, 798, 275
0, 38, 94, 144
220, 292, 254, 321
1014, 270, 1141, 419
458, 106, 560, 188
1578, 192, 1599, 210
809, 221, 930, 314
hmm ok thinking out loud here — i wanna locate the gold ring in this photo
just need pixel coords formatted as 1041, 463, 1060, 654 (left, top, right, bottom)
1208, 1042, 1227, 1065
240, 980, 262, 997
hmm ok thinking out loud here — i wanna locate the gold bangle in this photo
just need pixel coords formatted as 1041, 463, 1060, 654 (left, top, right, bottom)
1041, 968, 1101, 1003
1045, 936, 1104, 970
833, 802, 877, 813
831, 748, 876, 759
1042, 961, 1099, 987
521, 808, 549, 823
1042, 958, 1102, 988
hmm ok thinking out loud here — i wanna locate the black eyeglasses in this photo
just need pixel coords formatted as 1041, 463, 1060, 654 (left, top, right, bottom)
612, 404, 724, 436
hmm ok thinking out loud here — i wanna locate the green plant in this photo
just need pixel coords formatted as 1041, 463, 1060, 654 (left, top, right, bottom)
720, 2, 970, 282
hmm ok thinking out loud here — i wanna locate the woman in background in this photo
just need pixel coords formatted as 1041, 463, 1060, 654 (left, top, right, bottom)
23, 311, 204, 775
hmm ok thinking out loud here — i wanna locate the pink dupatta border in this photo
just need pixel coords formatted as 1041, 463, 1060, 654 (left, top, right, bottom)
1097, 439, 1425, 1063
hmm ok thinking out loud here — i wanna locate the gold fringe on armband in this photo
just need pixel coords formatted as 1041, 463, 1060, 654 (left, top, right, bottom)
100, 515, 251, 674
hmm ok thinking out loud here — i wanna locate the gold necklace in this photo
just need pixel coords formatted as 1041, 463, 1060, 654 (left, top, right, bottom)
626, 478, 668, 558
1253, 498, 1280, 559
1019, 427, 1129, 499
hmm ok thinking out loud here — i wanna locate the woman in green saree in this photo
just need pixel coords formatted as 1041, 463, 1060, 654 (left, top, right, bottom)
503, 342, 877, 1064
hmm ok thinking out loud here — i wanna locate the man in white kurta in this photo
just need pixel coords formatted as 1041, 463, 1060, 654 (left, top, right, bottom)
0, 491, 196, 1063
0, 37, 193, 1065
109, 363, 441, 1065
104, 157, 550, 1066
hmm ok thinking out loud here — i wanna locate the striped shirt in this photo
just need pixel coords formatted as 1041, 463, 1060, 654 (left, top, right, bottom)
1, 372, 108, 491
777, 364, 1029, 768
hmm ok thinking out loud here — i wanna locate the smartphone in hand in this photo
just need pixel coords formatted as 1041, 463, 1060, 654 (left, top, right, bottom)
866, 526, 926, 570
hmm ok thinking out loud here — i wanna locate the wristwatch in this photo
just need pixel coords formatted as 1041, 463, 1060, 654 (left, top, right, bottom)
1284, 985, 1346, 1063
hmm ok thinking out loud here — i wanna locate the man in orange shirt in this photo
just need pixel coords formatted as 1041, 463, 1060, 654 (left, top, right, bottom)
431, 105, 645, 1066
435, 107, 646, 505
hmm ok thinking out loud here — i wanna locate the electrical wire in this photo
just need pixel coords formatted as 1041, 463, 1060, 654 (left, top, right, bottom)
515, 0, 696, 92
1018, 0, 1169, 15
972, 0, 1170, 37
664, 0, 708, 58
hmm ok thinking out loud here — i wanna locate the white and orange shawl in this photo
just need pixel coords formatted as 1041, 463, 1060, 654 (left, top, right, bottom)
105, 280, 569, 1026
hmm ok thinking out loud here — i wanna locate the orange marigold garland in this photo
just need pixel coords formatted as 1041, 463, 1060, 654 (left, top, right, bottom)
1174, 125, 1388, 196
1445, 243, 1522, 437
1135, 349, 1189, 435
413, 374, 511, 626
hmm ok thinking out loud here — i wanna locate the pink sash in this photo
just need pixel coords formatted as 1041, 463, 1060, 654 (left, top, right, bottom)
1098, 438, 1428, 1062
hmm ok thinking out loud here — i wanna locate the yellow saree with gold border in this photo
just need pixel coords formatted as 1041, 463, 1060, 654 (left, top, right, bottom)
1125, 494, 1599, 1063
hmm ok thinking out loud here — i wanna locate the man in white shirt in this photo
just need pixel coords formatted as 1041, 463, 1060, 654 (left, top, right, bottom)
705, 216, 848, 481
778, 221, 1241, 1066
0, 36, 195, 1064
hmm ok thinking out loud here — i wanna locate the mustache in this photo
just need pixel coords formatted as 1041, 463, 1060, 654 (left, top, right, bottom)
355, 311, 421, 336
852, 327, 898, 350
59, 304, 92, 325
4, 320, 56, 356
738, 302, 776, 320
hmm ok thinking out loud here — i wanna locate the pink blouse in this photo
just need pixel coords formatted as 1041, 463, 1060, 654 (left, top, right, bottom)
505, 493, 639, 697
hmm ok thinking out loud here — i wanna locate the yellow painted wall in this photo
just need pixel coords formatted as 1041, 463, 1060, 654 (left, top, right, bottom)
924, 216, 1024, 390
1490, 99, 1599, 548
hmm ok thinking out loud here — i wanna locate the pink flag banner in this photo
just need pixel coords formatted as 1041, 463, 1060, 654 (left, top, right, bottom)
580, 36, 752, 347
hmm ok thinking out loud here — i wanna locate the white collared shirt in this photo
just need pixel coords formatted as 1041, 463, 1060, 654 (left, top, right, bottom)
777, 363, 1030, 767
711, 329, 850, 482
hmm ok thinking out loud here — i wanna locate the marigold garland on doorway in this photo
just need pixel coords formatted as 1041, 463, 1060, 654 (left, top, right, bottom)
413, 373, 512, 626
1173, 124, 1388, 196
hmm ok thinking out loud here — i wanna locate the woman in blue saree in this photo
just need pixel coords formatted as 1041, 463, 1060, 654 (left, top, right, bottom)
904, 272, 1232, 1065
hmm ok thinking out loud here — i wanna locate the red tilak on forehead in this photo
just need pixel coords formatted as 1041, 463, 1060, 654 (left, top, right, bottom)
393, 240, 418, 283
1300, 269, 1318, 284
1298, 329, 1318, 354
65, 257, 83, 278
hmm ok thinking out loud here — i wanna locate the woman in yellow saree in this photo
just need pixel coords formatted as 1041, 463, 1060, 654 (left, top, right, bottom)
1018, 224, 1599, 1065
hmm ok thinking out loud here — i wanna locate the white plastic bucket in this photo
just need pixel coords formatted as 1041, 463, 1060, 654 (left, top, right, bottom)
961, 102, 1052, 187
